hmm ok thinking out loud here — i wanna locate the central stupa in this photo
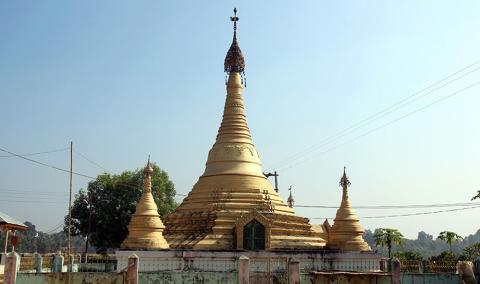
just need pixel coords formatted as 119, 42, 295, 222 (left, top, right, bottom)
163, 9, 327, 250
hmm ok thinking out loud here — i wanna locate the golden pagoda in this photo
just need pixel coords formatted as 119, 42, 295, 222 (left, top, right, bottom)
327, 168, 371, 251
121, 157, 170, 249
163, 9, 327, 250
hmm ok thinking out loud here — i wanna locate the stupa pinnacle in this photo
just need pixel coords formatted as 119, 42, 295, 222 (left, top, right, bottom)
328, 168, 371, 251
163, 9, 327, 250
121, 157, 170, 249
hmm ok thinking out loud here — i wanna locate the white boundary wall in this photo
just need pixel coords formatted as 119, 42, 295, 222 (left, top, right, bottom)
116, 250, 384, 273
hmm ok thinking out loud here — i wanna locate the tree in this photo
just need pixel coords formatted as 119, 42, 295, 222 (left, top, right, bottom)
67, 163, 177, 252
461, 243, 480, 260
471, 190, 480, 201
0, 221, 86, 253
393, 251, 423, 261
430, 251, 456, 261
437, 231, 463, 252
373, 228, 404, 258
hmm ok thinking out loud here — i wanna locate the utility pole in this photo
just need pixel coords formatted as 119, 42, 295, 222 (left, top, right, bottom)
67, 141, 73, 267
84, 189, 92, 258
263, 171, 279, 192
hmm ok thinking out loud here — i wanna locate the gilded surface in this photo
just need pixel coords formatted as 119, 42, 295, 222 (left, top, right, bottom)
121, 160, 170, 249
328, 169, 371, 251
163, 72, 327, 250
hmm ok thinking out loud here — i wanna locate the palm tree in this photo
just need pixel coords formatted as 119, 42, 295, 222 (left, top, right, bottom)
471, 190, 480, 201
373, 228, 404, 258
437, 231, 463, 252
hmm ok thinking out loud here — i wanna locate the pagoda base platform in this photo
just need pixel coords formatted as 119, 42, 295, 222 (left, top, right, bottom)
116, 249, 384, 273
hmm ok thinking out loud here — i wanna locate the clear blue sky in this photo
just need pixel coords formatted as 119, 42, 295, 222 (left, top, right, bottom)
1, 1, 479, 239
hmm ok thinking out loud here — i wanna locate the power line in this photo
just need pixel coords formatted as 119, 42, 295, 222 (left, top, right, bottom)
0, 147, 69, 158
44, 222, 65, 234
295, 202, 480, 209
278, 79, 480, 171
310, 205, 480, 220
0, 199, 66, 204
0, 189, 68, 195
0, 194, 67, 200
0, 146, 187, 197
73, 149, 109, 172
0, 146, 96, 179
267, 60, 480, 171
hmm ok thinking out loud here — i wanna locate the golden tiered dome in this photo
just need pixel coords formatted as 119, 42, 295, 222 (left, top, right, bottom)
328, 168, 371, 251
162, 9, 326, 250
121, 158, 170, 249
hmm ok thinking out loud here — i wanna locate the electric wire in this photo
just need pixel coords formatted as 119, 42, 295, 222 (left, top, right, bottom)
295, 202, 480, 209
0, 146, 188, 197
44, 222, 65, 234
0, 189, 68, 195
309, 205, 480, 220
267, 60, 480, 172
73, 149, 109, 172
0, 146, 96, 179
0, 147, 69, 158
277, 79, 480, 171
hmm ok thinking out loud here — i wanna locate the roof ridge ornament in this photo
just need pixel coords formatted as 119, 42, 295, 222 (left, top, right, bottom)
224, 8, 246, 86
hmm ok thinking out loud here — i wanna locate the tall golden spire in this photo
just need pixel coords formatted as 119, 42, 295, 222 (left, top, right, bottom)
328, 167, 370, 251
121, 157, 169, 249
203, 8, 261, 178
162, 9, 327, 250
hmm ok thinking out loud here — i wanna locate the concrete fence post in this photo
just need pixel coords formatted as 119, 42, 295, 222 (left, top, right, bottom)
34, 253, 43, 273
288, 258, 300, 284
418, 260, 423, 273
68, 254, 74, 272
379, 258, 385, 272
238, 255, 250, 284
390, 258, 401, 284
473, 259, 480, 275
126, 254, 139, 284
53, 252, 64, 272
4, 252, 19, 284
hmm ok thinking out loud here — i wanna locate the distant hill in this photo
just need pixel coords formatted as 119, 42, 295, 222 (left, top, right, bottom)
364, 229, 480, 258
0, 221, 86, 254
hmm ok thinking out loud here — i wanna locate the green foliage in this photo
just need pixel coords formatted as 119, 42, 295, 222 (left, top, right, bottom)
430, 250, 457, 261
393, 251, 423, 261
364, 229, 480, 259
373, 228, 404, 258
437, 231, 463, 252
67, 163, 177, 252
461, 242, 480, 260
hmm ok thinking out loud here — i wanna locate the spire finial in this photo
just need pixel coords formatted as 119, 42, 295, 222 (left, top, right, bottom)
339, 166, 351, 189
231, 8, 239, 32
144, 157, 153, 193
224, 8, 245, 75
287, 185, 294, 208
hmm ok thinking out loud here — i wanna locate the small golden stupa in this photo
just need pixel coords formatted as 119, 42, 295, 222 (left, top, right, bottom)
121, 157, 170, 249
328, 168, 371, 251
163, 9, 327, 250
